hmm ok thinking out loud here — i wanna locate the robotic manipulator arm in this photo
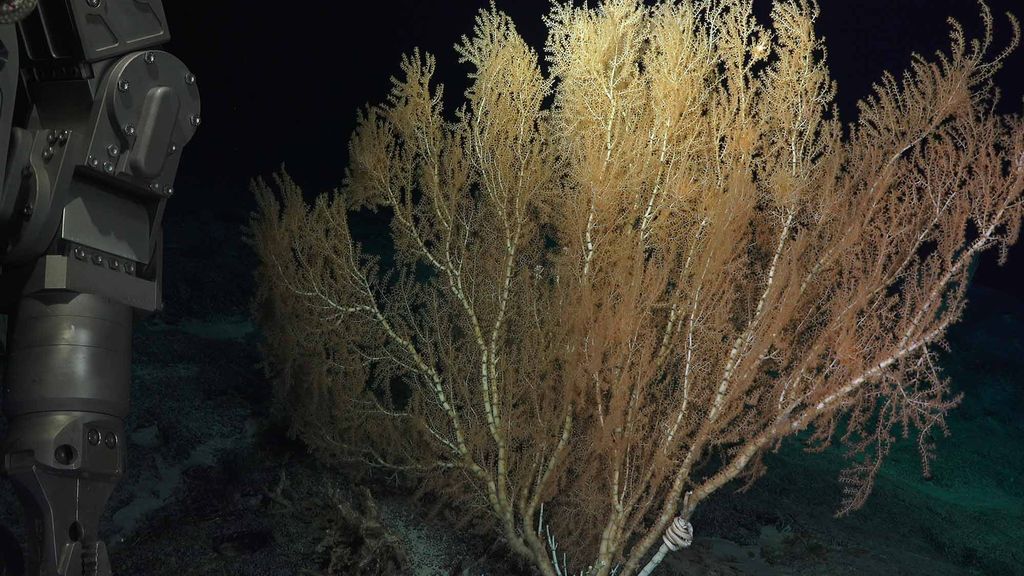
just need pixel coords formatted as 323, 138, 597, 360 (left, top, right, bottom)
0, 1, 200, 574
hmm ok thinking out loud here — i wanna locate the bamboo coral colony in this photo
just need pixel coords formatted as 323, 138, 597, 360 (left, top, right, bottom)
244, 1, 1024, 575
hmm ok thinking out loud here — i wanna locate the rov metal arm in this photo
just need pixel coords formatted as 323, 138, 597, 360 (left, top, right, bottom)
0, 1, 200, 574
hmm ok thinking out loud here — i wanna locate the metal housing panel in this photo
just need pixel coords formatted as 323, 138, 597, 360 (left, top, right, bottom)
60, 177, 150, 263
70, 0, 169, 62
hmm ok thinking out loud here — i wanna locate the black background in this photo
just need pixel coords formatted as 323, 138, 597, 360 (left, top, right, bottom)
163, 0, 1024, 294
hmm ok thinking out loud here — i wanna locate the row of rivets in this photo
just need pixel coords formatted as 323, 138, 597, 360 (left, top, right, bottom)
117, 72, 196, 94
46, 130, 67, 145
148, 181, 174, 196
87, 154, 116, 175
103, 144, 120, 174
72, 246, 136, 274
41, 129, 70, 163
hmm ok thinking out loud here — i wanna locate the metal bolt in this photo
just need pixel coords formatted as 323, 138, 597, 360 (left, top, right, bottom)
124, 123, 136, 137
58, 129, 69, 144
103, 161, 114, 174
189, 114, 201, 128
184, 72, 196, 85
22, 204, 33, 216
150, 182, 161, 192
74, 247, 87, 260
165, 186, 174, 196
103, 432, 117, 449
88, 156, 100, 169
109, 258, 120, 270
145, 52, 156, 64
125, 262, 135, 274
92, 254, 104, 265
87, 429, 101, 446
117, 79, 130, 93
168, 144, 178, 155
42, 147, 54, 161
47, 131, 57, 145
86, 0, 100, 7
107, 144, 120, 157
